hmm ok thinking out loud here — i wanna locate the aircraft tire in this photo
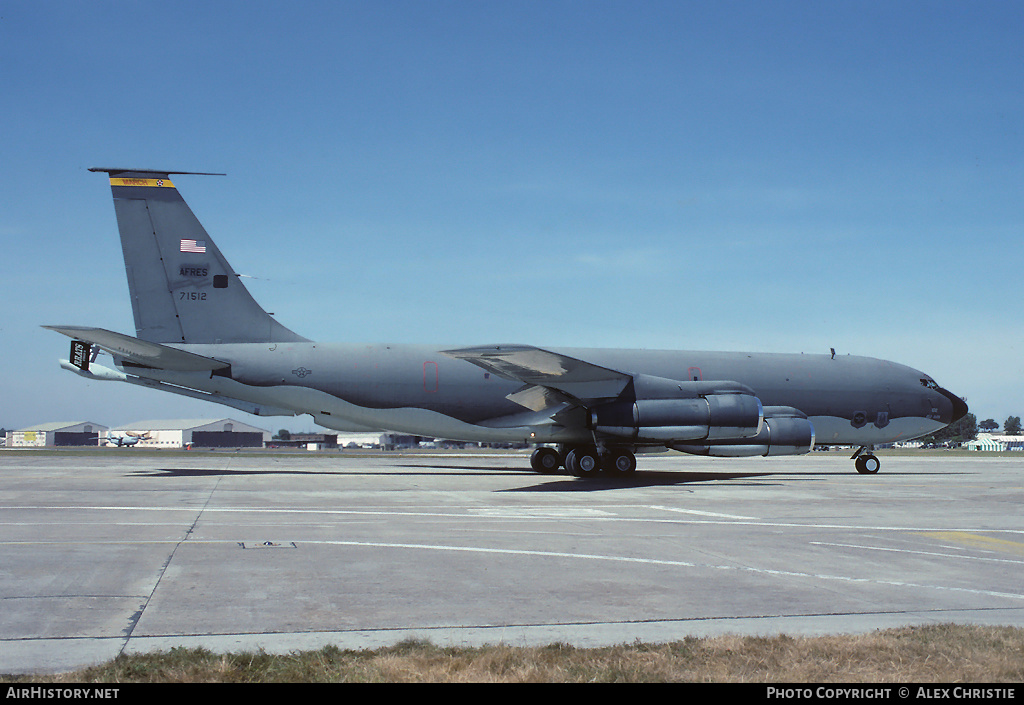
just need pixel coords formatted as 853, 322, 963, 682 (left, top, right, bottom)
566, 448, 601, 478
855, 454, 880, 474
530, 447, 561, 474
604, 450, 637, 476
564, 450, 579, 476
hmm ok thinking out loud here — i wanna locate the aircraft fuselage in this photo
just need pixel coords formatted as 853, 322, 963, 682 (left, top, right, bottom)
129, 342, 962, 447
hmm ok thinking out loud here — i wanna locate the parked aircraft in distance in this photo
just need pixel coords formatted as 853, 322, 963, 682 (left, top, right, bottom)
105, 433, 140, 447
47, 169, 968, 477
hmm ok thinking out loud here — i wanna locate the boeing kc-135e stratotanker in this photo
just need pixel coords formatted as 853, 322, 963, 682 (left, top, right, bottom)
47, 169, 968, 477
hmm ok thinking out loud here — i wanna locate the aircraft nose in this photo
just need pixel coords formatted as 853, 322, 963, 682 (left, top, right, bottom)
938, 387, 969, 424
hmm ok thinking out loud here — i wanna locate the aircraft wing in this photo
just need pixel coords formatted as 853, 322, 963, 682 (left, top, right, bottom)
44, 325, 230, 372
442, 345, 632, 411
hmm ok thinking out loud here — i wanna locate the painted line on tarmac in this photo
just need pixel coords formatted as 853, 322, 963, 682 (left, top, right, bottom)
293, 538, 1024, 602
4, 505, 1024, 537
812, 541, 1024, 565
649, 505, 758, 520
917, 531, 1024, 557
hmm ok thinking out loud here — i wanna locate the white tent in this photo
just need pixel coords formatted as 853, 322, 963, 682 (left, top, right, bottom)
965, 436, 1006, 451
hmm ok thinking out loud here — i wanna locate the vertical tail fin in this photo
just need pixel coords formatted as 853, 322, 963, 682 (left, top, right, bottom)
91, 168, 308, 344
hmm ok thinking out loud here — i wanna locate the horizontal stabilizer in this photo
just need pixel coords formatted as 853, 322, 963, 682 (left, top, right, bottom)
44, 325, 229, 372
88, 167, 226, 177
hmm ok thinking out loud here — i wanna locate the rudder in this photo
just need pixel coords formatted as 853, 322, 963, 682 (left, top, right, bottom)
91, 168, 307, 344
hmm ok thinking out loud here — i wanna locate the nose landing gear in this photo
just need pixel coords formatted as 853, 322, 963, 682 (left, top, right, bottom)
852, 446, 880, 474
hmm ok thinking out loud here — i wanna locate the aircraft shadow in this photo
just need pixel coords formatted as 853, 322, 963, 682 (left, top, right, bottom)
132, 467, 532, 478
504, 470, 776, 492
133, 466, 969, 487
135, 466, 775, 490
398, 463, 785, 490
506, 467, 974, 491
133, 465, 774, 486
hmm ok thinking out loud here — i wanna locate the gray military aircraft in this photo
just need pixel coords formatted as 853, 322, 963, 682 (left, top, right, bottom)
46, 169, 967, 477
105, 433, 141, 447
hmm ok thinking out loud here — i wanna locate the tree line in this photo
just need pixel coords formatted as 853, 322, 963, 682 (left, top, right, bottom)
922, 414, 1021, 444
980, 416, 1021, 435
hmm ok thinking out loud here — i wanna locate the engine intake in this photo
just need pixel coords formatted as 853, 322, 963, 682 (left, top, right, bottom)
591, 394, 764, 442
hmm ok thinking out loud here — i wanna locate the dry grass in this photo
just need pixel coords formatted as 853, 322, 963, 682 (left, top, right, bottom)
3, 624, 1022, 683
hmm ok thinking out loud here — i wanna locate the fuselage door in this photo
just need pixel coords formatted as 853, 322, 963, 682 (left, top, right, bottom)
424, 361, 439, 393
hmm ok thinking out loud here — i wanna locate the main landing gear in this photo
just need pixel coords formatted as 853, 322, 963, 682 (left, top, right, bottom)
530, 446, 637, 478
852, 446, 881, 474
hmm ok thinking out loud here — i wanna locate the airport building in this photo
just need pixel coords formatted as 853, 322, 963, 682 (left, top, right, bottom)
269, 433, 339, 450
6, 421, 108, 447
107, 419, 270, 449
268, 433, 386, 450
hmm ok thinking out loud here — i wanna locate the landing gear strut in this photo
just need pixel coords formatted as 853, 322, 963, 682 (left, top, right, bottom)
852, 446, 880, 474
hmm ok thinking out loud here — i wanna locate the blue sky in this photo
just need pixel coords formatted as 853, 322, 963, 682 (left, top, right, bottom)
1, 1, 1021, 432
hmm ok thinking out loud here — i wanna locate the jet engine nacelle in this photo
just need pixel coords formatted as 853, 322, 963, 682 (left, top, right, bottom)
670, 407, 815, 457
591, 393, 764, 442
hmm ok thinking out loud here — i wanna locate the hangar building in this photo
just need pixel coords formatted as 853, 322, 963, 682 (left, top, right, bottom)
7, 422, 109, 447
108, 419, 270, 449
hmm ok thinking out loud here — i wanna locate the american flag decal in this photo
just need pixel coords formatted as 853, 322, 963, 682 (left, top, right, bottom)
180, 239, 207, 253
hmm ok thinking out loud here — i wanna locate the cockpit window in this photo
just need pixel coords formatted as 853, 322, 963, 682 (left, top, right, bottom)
920, 378, 940, 390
